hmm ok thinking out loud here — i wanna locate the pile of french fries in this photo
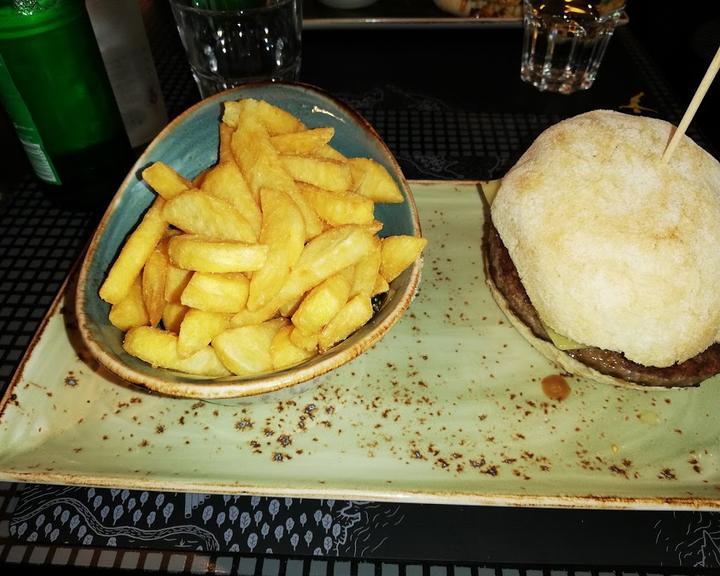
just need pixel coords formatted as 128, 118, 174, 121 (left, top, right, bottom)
99, 98, 427, 378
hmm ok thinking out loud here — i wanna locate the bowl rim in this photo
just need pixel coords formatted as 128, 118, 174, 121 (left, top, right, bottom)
75, 81, 423, 399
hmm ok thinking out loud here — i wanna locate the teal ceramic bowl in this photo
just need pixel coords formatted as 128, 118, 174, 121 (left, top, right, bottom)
76, 82, 422, 399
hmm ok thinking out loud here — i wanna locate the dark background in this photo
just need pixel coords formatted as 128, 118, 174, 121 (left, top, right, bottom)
628, 2, 720, 153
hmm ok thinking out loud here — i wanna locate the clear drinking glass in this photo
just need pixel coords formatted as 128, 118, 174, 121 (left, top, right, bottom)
520, 0, 625, 94
169, 0, 302, 98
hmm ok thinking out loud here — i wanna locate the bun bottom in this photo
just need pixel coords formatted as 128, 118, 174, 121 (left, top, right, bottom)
482, 254, 674, 391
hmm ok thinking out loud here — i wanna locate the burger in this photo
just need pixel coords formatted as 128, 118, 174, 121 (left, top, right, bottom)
484, 110, 720, 388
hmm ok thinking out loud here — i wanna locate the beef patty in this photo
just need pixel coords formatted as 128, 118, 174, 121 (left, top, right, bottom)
485, 220, 720, 387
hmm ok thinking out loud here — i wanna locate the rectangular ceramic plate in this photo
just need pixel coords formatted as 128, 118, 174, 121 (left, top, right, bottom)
1, 182, 718, 510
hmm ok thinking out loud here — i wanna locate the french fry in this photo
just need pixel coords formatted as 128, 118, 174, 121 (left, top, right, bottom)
142, 162, 191, 200
350, 238, 382, 297
271, 324, 315, 370
247, 187, 305, 310
380, 235, 428, 282
270, 127, 334, 155
124, 326, 230, 377
281, 155, 352, 193
318, 294, 373, 352
219, 122, 234, 163
109, 278, 148, 331
200, 161, 261, 239
163, 189, 256, 243
297, 181, 375, 226
277, 225, 377, 305
292, 274, 351, 335
314, 144, 346, 162
338, 265, 356, 286
164, 265, 193, 303
161, 302, 188, 333
289, 326, 319, 352
177, 309, 230, 358
277, 291, 304, 318
223, 98, 304, 134
100, 198, 167, 305
168, 235, 268, 273
372, 274, 389, 297
230, 299, 280, 327
212, 318, 287, 376
180, 272, 249, 313
349, 157, 404, 203
231, 113, 324, 239
141, 239, 170, 326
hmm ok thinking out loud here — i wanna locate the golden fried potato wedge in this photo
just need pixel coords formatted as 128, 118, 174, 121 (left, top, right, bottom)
177, 309, 230, 358
350, 238, 382, 297
318, 294, 373, 352
247, 187, 305, 310
276, 225, 377, 306
281, 155, 352, 193
271, 324, 316, 370
109, 278, 148, 331
380, 235, 428, 282
180, 272, 249, 313
289, 326, 319, 353
161, 302, 188, 333
278, 291, 304, 318
223, 99, 304, 134
314, 144, 346, 162
142, 240, 169, 326
124, 326, 230, 377
232, 114, 323, 239
230, 300, 279, 327
164, 265, 193, 303
297, 181, 375, 226
338, 265, 356, 286
100, 198, 167, 304
270, 127, 334, 155
142, 162, 191, 200
200, 161, 262, 239
163, 189, 256, 243
212, 318, 287, 376
219, 122, 234, 164
168, 235, 268, 273
349, 158, 404, 203
292, 274, 351, 336
372, 273, 389, 297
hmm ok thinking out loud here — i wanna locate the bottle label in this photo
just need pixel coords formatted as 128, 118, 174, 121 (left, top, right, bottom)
0, 54, 61, 185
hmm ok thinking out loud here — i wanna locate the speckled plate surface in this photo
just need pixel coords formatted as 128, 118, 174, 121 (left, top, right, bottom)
2, 182, 719, 510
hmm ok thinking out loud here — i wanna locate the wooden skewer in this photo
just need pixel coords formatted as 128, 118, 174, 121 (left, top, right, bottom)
662, 44, 720, 163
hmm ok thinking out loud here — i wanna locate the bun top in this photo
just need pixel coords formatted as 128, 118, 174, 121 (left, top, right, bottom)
491, 110, 720, 367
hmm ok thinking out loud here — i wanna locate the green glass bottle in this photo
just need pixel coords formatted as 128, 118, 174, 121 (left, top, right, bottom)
0, 0, 133, 210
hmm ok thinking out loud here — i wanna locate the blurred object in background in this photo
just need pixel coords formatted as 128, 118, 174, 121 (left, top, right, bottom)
168, 0, 302, 98
629, 3, 720, 154
520, 0, 625, 94
0, 0, 133, 211
316, 0, 379, 9
86, 0, 168, 149
433, 0, 522, 17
